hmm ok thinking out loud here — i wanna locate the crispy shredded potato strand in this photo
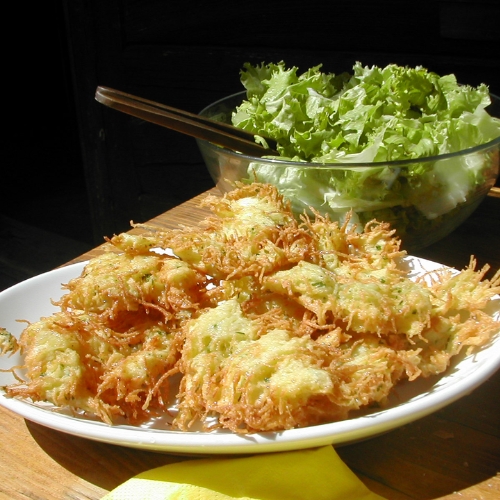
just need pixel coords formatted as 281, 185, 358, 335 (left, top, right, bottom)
2, 183, 499, 433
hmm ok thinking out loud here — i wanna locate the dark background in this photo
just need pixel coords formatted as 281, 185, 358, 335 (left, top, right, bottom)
1, 0, 499, 290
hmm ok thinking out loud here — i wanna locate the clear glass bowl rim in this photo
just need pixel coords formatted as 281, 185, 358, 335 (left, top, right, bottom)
198, 91, 500, 169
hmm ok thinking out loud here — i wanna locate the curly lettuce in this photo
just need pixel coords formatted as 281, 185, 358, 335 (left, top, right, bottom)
231, 62, 500, 246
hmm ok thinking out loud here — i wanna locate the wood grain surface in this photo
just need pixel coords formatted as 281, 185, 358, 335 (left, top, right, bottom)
0, 188, 499, 500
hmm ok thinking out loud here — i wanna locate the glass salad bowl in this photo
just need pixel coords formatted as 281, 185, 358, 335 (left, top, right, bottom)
197, 91, 500, 252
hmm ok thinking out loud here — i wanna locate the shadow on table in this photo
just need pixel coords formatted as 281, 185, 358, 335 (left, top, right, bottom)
25, 421, 193, 492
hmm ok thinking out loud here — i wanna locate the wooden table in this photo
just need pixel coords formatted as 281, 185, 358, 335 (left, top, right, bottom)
1, 188, 499, 500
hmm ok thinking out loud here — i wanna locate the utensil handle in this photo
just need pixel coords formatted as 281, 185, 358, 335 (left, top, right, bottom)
95, 86, 277, 157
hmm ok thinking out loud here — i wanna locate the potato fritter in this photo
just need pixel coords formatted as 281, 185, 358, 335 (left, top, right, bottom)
146, 183, 315, 280
7, 309, 182, 423
2, 183, 499, 433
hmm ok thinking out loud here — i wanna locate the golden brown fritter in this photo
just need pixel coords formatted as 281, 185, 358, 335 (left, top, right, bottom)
2, 183, 499, 433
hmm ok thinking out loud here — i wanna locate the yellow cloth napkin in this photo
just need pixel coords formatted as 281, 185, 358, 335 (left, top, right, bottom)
102, 445, 385, 500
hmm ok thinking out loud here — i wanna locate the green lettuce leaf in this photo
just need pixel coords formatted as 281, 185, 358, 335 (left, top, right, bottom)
232, 61, 500, 233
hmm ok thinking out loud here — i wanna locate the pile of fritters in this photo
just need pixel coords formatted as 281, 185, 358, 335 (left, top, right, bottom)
2, 183, 500, 433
